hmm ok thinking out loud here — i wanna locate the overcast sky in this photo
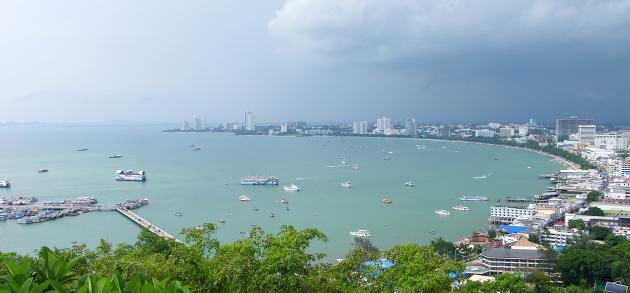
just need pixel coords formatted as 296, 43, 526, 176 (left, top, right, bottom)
1, 0, 630, 124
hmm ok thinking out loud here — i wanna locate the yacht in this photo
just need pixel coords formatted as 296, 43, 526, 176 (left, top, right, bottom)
108, 155, 123, 159
452, 205, 470, 211
435, 209, 450, 216
0, 180, 10, 188
340, 181, 353, 188
349, 229, 371, 238
239, 195, 251, 201
283, 184, 300, 192
382, 198, 393, 204
404, 181, 415, 187
352, 164, 359, 170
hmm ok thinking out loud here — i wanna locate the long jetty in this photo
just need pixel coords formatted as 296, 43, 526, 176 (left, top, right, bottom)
114, 207, 180, 242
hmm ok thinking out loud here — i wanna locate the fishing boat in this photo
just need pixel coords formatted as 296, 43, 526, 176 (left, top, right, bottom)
174, 211, 183, 216
280, 199, 289, 204
219, 218, 225, 223
435, 209, 450, 216
270, 213, 275, 218
404, 181, 415, 187
191, 147, 201, 151
108, 155, 123, 159
115, 170, 146, 181
283, 184, 300, 192
382, 198, 393, 204
340, 181, 353, 188
239, 195, 251, 201
349, 229, 371, 238
38, 168, 49, 173
452, 205, 470, 211
76, 148, 88, 152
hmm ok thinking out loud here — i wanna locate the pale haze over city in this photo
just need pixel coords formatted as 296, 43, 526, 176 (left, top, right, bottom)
2, 0, 630, 123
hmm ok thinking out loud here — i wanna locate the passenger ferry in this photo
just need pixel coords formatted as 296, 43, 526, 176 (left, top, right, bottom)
0, 180, 10, 188
115, 170, 146, 181
240, 176, 279, 186
435, 209, 450, 216
458, 195, 489, 201
349, 229, 371, 238
452, 205, 470, 211
283, 184, 300, 192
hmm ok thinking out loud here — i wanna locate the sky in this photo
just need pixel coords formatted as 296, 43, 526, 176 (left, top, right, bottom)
1, 0, 630, 124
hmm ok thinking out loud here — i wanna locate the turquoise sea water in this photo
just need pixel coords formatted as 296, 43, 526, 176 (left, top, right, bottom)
0, 126, 562, 260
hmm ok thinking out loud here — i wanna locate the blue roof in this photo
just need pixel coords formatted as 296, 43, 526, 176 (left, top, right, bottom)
363, 259, 394, 269
498, 225, 529, 234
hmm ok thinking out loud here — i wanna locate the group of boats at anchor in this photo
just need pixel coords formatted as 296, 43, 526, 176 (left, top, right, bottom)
434, 196, 488, 216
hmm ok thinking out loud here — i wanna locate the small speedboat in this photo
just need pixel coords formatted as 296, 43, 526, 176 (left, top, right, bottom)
219, 218, 225, 223
352, 164, 359, 170
452, 205, 470, 211
349, 229, 371, 238
239, 195, 251, 201
340, 181, 353, 188
404, 181, 415, 187
76, 148, 88, 152
108, 155, 123, 159
191, 147, 201, 151
270, 213, 275, 218
174, 211, 183, 216
280, 199, 289, 204
38, 168, 49, 173
382, 198, 393, 204
283, 184, 300, 192
435, 209, 450, 216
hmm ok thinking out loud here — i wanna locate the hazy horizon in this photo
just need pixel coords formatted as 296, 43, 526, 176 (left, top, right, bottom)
2, 0, 630, 123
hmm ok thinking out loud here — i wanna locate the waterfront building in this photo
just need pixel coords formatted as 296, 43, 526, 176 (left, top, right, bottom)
353, 121, 368, 135
499, 128, 514, 138
529, 118, 537, 127
245, 111, 255, 131
540, 228, 579, 247
594, 133, 628, 150
488, 122, 501, 129
193, 116, 203, 130
405, 118, 418, 137
475, 129, 495, 138
280, 123, 288, 133
556, 117, 595, 141
490, 204, 537, 224
181, 120, 191, 131
480, 237, 550, 275
578, 125, 596, 145
518, 126, 529, 136
376, 117, 392, 133
223, 122, 240, 130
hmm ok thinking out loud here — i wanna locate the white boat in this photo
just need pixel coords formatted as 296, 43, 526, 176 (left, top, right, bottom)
283, 184, 300, 192
340, 181, 353, 188
435, 209, 450, 216
192, 147, 201, 151
280, 198, 289, 204
459, 196, 489, 201
108, 155, 123, 159
404, 181, 415, 187
0, 179, 10, 188
452, 205, 470, 211
352, 164, 359, 170
349, 229, 371, 238
239, 195, 251, 201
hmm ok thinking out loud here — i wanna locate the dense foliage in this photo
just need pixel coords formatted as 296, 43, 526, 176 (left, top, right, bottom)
3, 224, 630, 292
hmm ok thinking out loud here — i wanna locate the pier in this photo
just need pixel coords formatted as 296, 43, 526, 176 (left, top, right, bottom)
114, 207, 180, 242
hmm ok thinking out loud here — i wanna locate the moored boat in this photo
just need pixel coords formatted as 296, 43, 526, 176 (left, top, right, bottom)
458, 195, 489, 201
115, 170, 146, 182
382, 198, 393, 204
0, 179, 10, 188
452, 205, 470, 211
404, 181, 415, 187
435, 209, 450, 216
349, 229, 371, 238
241, 176, 279, 186
108, 155, 123, 159
340, 181, 353, 188
283, 184, 300, 192
239, 195, 251, 201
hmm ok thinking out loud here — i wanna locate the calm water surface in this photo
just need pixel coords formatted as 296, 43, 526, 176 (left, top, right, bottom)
0, 126, 562, 260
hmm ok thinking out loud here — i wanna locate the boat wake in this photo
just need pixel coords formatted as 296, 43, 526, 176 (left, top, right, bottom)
474, 173, 492, 179
327, 165, 347, 168
296, 177, 310, 180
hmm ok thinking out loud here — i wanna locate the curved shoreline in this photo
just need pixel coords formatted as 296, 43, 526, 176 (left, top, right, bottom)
415, 138, 581, 170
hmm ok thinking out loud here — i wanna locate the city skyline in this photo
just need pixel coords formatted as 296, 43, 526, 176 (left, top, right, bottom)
2, 0, 630, 123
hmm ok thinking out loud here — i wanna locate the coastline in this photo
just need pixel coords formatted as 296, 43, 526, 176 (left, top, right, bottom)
414, 138, 581, 170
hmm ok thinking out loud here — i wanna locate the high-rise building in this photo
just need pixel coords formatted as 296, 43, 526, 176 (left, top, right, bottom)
594, 133, 628, 150
280, 123, 288, 133
405, 118, 418, 137
499, 128, 515, 138
193, 116, 203, 130
529, 118, 536, 127
353, 121, 368, 134
556, 117, 595, 141
245, 111, 255, 131
376, 117, 392, 132
578, 125, 596, 145
181, 120, 191, 131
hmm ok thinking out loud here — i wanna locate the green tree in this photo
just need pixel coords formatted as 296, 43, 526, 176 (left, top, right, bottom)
586, 191, 601, 203
581, 207, 604, 217
488, 230, 497, 240
568, 220, 586, 231
458, 274, 529, 293
588, 226, 611, 241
